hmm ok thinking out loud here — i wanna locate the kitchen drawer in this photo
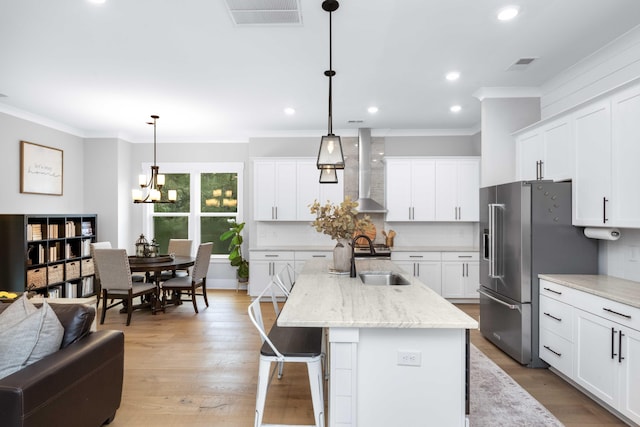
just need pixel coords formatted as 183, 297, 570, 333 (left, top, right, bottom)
571, 290, 640, 332
540, 295, 573, 340
391, 252, 441, 262
539, 279, 582, 303
250, 251, 295, 261
295, 251, 332, 261
441, 252, 478, 261
539, 328, 573, 378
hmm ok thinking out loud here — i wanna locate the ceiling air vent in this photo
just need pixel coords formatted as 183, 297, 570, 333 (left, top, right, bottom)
507, 57, 538, 71
225, 0, 302, 25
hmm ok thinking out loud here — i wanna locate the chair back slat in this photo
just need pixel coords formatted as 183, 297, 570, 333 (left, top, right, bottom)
247, 279, 285, 359
93, 249, 133, 291
168, 239, 192, 257
192, 242, 213, 282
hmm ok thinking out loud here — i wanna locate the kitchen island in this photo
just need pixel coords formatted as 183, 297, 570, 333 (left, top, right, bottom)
278, 259, 478, 427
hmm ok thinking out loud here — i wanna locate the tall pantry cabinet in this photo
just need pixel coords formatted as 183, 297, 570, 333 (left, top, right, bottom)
0, 214, 98, 298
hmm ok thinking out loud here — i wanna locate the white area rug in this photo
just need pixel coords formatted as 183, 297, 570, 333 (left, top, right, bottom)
470, 344, 564, 427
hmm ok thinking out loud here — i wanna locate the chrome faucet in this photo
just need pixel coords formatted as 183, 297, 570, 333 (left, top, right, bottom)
350, 234, 376, 277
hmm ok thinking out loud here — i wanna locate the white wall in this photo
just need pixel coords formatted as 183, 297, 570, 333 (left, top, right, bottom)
0, 113, 84, 214
479, 97, 540, 187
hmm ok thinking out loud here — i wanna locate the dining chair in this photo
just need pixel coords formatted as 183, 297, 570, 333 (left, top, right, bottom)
93, 248, 157, 326
161, 242, 212, 313
248, 279, 325, 427
89, 241, 112, 307
157, 238, 193, 281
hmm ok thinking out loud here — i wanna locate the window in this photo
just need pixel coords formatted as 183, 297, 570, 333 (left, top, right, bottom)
142, 163, 244, 256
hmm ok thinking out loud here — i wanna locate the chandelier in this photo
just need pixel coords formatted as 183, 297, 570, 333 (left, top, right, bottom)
132, 115, 177, 204
316, 0, 344, 184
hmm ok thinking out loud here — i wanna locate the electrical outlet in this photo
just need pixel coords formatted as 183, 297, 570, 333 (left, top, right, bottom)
397, 350, 422, 367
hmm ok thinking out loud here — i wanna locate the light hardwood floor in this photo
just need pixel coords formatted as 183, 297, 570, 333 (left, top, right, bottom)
100, 290, 626, 426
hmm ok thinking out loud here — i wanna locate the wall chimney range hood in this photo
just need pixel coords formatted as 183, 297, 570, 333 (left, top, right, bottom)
355, 128, 387, 213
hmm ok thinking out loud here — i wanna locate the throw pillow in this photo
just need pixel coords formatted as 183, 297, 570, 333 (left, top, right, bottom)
0, 294, 38, 328
0, 298, 64, 380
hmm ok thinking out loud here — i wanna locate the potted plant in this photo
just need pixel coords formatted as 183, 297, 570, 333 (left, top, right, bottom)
220, 219, 249, 282
309, 197, 372, 272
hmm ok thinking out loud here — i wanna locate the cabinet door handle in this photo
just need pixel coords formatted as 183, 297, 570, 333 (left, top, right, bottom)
611, 328, 618, 359
543, 287, 562, 295
409, 255, 424, 259
603, 197, 608, 223
459, 255, 473, 258
543, 345, 561, 357
603, 307, 631, 319
409, 207, 412, 220
275, 206, 278, 220
415, 263, 420, 277
312, 255, 327, 258
619, 331, 625, 363
265, 255, 279, 258
543, 312, 562, 322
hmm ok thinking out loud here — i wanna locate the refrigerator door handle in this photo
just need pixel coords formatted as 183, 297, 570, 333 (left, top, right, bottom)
488, 203, 503, 278
478, 289, 521, 312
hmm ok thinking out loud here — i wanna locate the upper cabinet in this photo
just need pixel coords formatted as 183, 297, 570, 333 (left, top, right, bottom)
573, 99, 612, 226
516, 117, 574, 182
254, 158, 344, 222
515, 80, 640, 228
386, 157, 479, 222
435, 159, 479, 221
385, 159, 436, 221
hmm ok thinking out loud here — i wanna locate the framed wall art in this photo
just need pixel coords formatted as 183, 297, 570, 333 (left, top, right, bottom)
20, 140, 64, 196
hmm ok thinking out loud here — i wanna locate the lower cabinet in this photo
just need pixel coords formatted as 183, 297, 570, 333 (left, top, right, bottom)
391, 252, 442, 295
249, 251, 294, 297
441, 252, 479, 299
539, 279, 640, 424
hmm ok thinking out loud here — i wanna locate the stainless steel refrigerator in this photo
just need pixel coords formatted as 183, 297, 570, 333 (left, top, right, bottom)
479, 181, 598, 367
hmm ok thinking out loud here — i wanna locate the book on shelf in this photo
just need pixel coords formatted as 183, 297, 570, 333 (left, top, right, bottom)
48, 288, 60, 298
48, 223, 59, 239
81, 221, 93, 236
27, 223, 43, 241
82, 277, 94, 295
82, 239, 91, 256
65, 220, 76, 237
65, 282, 78, 298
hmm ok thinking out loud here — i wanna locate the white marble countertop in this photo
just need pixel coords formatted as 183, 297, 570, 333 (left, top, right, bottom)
278, 259, 478, 329
540, 274, 640, 309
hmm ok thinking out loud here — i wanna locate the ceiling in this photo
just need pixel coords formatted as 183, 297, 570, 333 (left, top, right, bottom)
1, 0, 639, 143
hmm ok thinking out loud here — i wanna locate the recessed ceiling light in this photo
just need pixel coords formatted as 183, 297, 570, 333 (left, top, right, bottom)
367, 106, 379, 114
445, 71, 460, 81
284, 107, 295, 115
450, 105, 462, 113
497, 6, 519, 21
88, 0, 107, 4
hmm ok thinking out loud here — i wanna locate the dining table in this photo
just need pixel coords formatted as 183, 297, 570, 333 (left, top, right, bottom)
128, 255, 195, 313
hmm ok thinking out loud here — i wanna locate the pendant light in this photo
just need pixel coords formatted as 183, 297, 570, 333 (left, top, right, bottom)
132, 115, 177, 204
319, 166, 339, 183
316, 0, 344, 180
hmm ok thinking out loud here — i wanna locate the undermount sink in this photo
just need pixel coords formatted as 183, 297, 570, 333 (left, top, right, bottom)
359, 271, 411, 286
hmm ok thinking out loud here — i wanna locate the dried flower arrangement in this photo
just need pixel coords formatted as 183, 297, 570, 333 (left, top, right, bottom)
309, 197, 373, 241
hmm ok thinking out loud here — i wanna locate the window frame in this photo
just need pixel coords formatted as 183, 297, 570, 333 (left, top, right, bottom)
140, 162, 244, 258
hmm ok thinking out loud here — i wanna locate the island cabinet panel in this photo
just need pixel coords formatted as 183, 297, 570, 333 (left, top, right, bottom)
539, 278, 640, 425
0, 214, 97, 298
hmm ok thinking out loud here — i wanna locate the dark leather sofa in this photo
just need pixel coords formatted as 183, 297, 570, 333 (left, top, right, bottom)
0, 302, 124, 427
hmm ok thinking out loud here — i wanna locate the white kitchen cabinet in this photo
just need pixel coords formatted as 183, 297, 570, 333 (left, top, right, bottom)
516, 118, 574, 182
391, 252, 442, 295
385, 159, 436, 221
611, 84, 640, 228
572, 99, 612, 226
516, 129, 543, 181
435, 159, 479, 221
539, 278, 640, 425
441, 252, 479, 299
249, 251, 295, 297
254, 160, 297, 221
296, 160, 344, 222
